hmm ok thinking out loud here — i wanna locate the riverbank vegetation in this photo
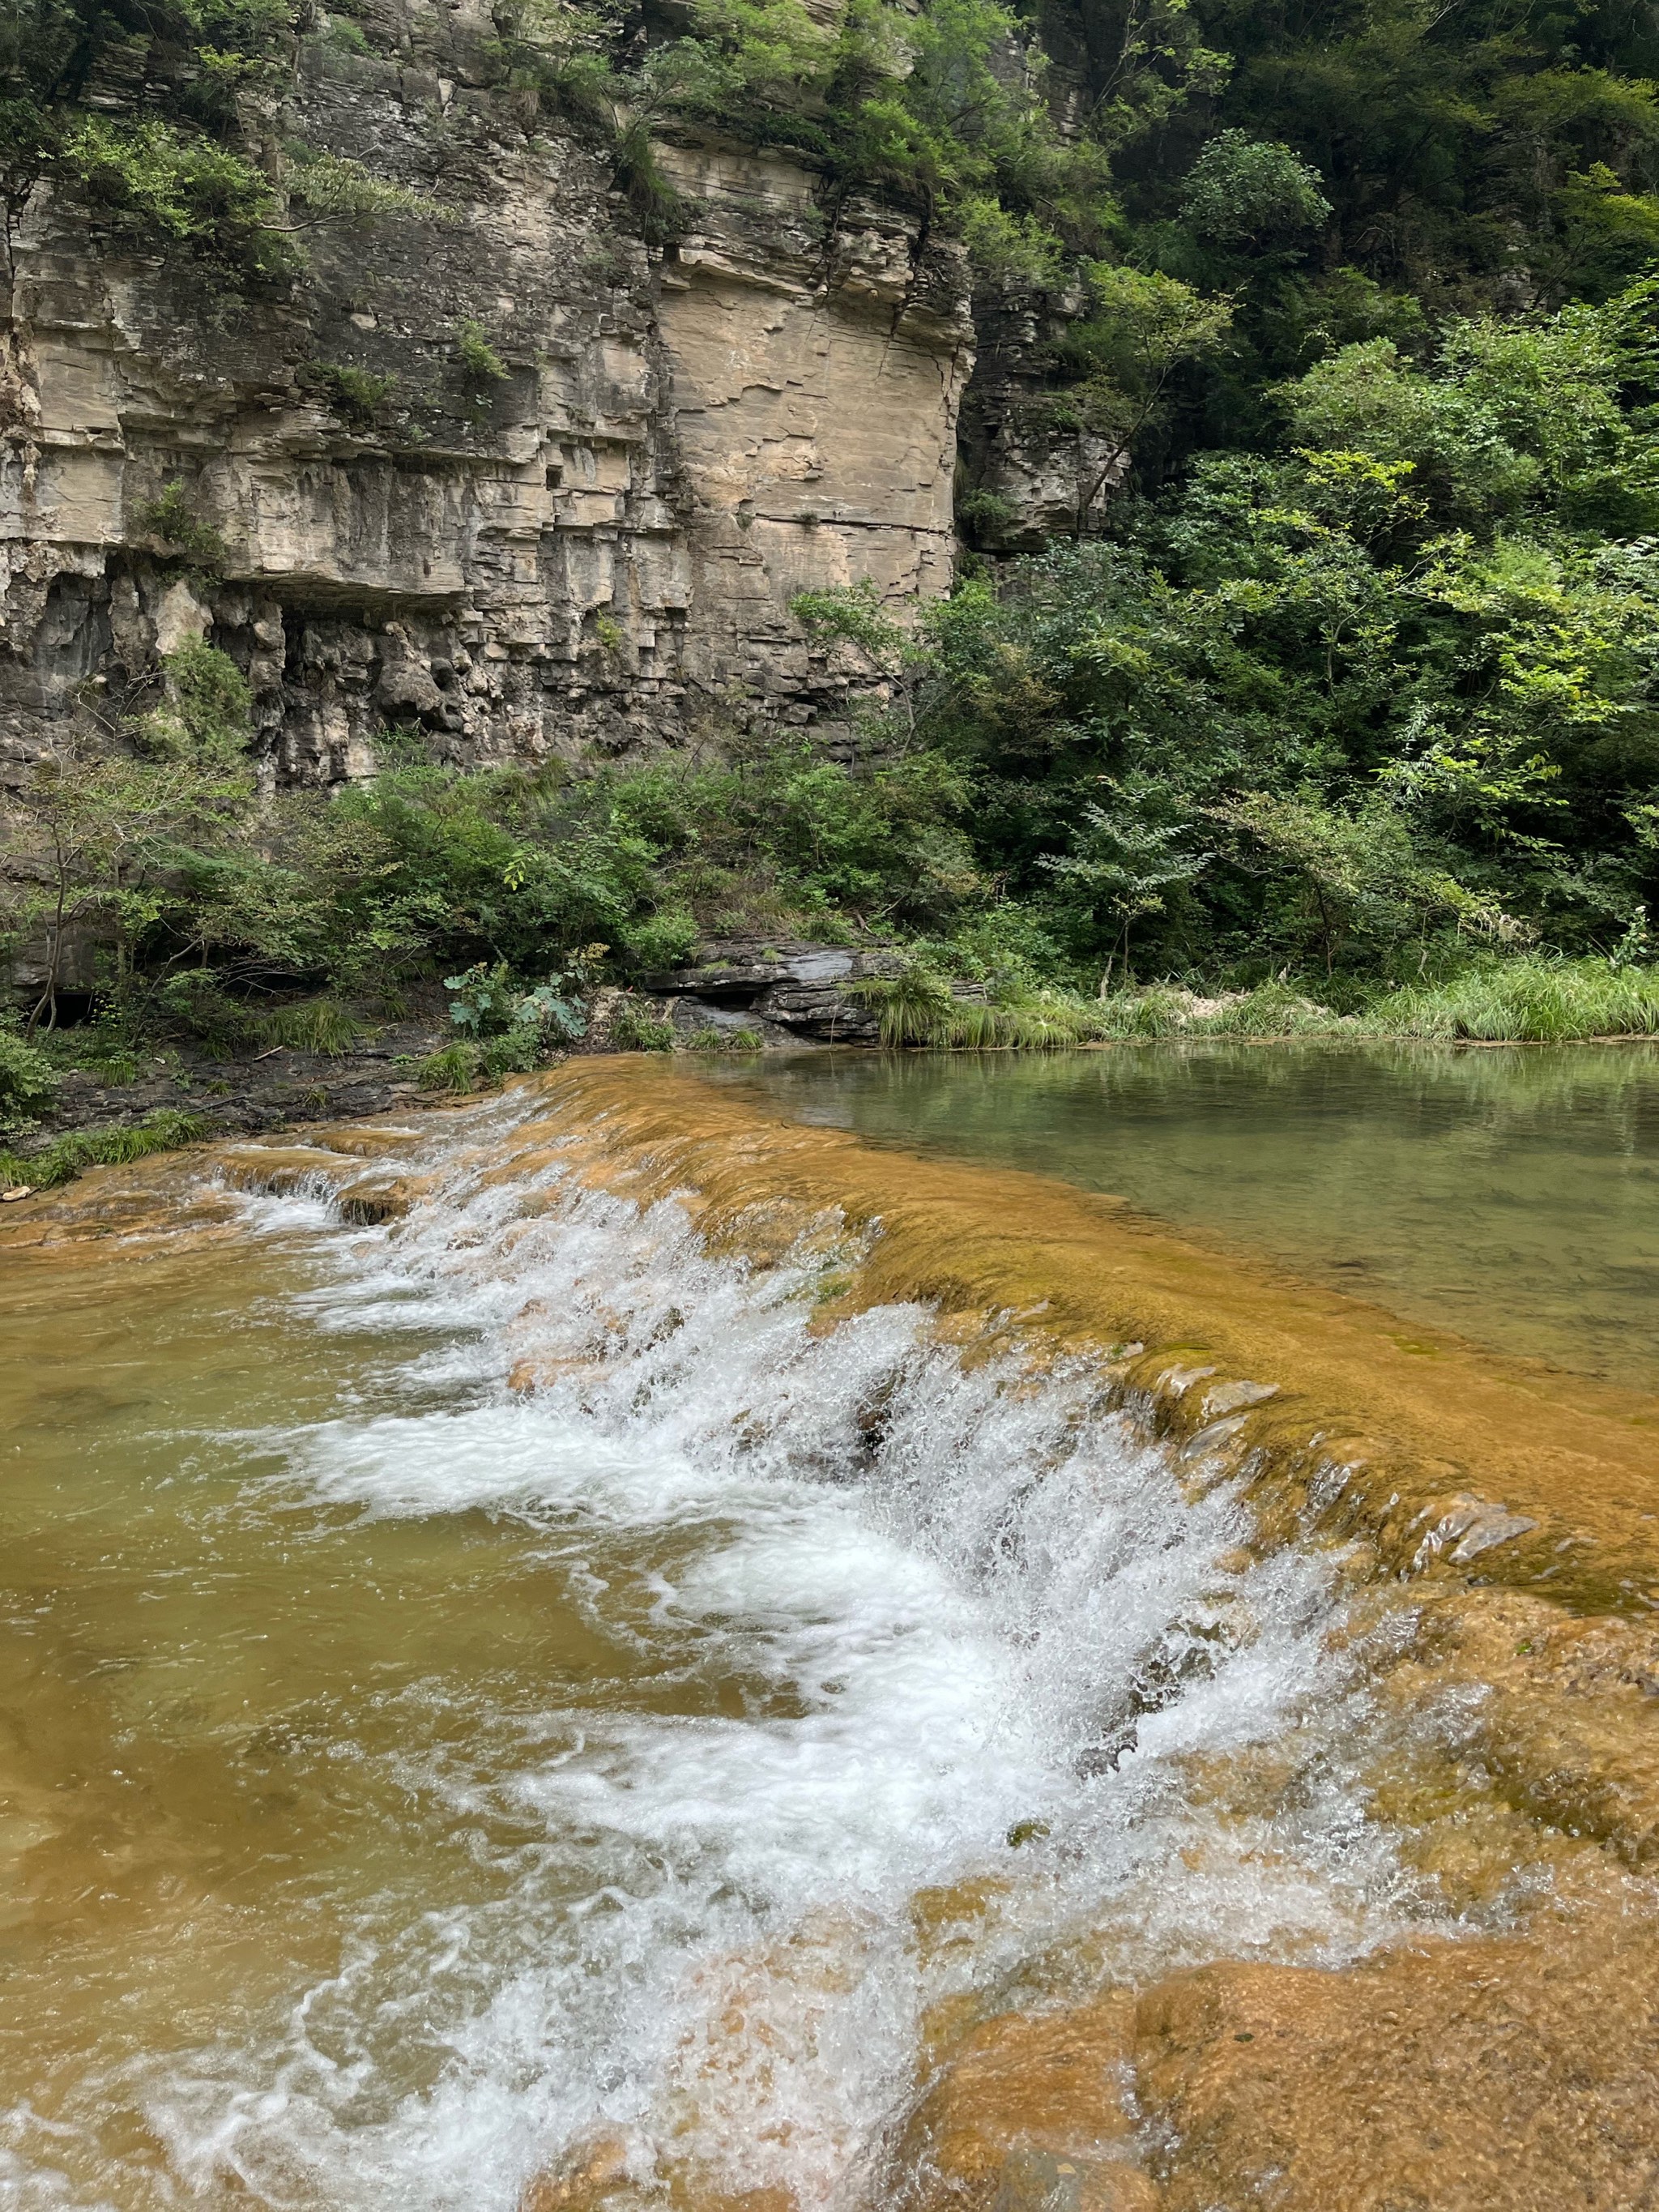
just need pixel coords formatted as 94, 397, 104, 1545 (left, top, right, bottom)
6, 0, 1659, 1084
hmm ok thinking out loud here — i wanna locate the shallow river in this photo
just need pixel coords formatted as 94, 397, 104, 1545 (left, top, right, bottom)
709, 1041, 1659, 1389
0, 1063, 1627, 2208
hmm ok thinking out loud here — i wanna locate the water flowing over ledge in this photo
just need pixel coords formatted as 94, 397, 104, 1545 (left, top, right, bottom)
4, 1062, 1659, 2212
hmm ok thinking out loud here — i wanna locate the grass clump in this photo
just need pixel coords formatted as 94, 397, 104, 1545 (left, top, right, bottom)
258, 997, 370, 1056
1373, 958, 1659, 1041
417, 1040, 484, 1093
608, 997, 676, 1052
849, 971, 1124, 1050
686, 1027, 763, 1053
0, 1108, 211, 1190
416, 1024, 565, 1095
1183, 984, 1354, 1039
846, 967, 959, 1046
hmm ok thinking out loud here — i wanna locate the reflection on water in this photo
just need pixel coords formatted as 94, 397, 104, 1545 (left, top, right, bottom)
709, 1044, 1659, 1388
0, 1104, 1436, 2212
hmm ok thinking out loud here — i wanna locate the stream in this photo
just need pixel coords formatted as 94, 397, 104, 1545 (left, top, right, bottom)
2, 1050, 1651, 2208
706, 1041, 1659, 1388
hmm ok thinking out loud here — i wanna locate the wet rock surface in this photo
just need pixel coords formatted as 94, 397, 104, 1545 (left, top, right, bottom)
898, 1904, 1659, 2212
1136, 1905, 1659, 2212
897, 1996, 1156, 2212
19, 1004, 454, 1152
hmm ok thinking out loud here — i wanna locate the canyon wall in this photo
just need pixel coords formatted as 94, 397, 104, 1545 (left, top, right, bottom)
0, 0, 985, 788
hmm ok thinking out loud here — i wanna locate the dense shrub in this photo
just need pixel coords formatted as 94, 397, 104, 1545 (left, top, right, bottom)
0, 1028, 57, 1134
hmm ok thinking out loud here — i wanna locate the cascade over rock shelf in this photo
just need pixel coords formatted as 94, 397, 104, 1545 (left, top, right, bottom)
7, 1058, 1659, 2210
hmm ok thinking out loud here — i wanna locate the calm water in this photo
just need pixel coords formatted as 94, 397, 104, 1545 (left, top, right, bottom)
1, 1097, 1445, 2212
710, 1044, 1659, 1390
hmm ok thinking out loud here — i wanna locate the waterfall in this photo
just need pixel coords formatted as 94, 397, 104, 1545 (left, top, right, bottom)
7, 1092, 1446, 2212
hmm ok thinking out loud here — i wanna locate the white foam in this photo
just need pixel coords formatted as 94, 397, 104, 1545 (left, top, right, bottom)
40, 1100, 1437, 2210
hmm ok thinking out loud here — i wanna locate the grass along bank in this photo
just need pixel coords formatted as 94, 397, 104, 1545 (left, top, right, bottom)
852, 957, 1659, 1048
6, 953, 1659, 1201
0, 1110, 212, 1194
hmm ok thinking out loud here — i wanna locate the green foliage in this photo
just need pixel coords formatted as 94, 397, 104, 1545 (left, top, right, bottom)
439, 960, 586, 1083
441, 958, 579, 1037
310, 361, 401, 424
1201, 788, 1478, 978
608, 996, 675, 1051
0, 0, 452, 293
517, 976, 588, 1044
418, 1040, 484, 1093
789, 579, 905, 663
61, 114, 298, 279
417, 1024, 561, 1091
955, 489, 1018, 541
444, 960, 522, 1036
687, 1026, 762, 1053
610, 115, 685, 246
0, 1109, 211, 1191
138, 642, 254, 771
488, 0, 1209, 303
847, 963, 957, 1044
3, 641, 256, 1031
1044, 265, 1235, 517
1178, 131, 1331, 250
36, 1023, 143, 1086
282, 147, 454, 231
911, 279, 1659, 993
847, 964, 1129, 1048
455, 317, 510, 382
258, 996, 369, 1055
1182, 983, 1350, 1039
1374, 958, 1659, 1041
136, 481, 228, 572
0, 1027, 57, 1134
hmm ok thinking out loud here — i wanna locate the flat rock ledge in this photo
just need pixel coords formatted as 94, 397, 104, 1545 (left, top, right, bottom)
633, 938, 905, 1044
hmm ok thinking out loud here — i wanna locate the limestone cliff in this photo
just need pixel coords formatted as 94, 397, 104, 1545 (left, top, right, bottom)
0, 2, 976, 786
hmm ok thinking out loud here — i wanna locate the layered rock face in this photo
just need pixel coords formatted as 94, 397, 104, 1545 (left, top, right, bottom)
0, 2, 973, 786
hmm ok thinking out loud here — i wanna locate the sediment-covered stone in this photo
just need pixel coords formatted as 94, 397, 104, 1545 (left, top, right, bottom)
1133, 1911, 1659, 2212
893, 1996, 1158, 2212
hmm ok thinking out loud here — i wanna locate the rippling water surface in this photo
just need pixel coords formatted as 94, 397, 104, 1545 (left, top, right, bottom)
1, 1096, 1462, 2209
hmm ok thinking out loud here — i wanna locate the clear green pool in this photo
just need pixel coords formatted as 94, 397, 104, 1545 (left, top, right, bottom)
706, 1043, 1659, 1390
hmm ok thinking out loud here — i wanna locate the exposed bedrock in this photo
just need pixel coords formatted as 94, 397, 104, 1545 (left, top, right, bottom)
0, 6, 979, 788
630, 937, 907, 1042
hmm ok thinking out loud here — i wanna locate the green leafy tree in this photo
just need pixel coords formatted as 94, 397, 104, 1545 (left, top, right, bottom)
3, 645, 257, 1031
1050, 264, 1235, 520
1043, 774, 1209, 989
1178, 130, 1331, 251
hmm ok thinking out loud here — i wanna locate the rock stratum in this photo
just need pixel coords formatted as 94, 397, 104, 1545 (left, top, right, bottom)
0, 0, 1047, 786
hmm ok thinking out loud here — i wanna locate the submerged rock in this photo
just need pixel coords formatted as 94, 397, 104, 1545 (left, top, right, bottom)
1134, 1904, 1659, 2212
893, 1995, 1157, 2212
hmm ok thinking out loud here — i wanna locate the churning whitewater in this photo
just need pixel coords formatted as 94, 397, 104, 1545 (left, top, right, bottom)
23, 1095, 1436, 2211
